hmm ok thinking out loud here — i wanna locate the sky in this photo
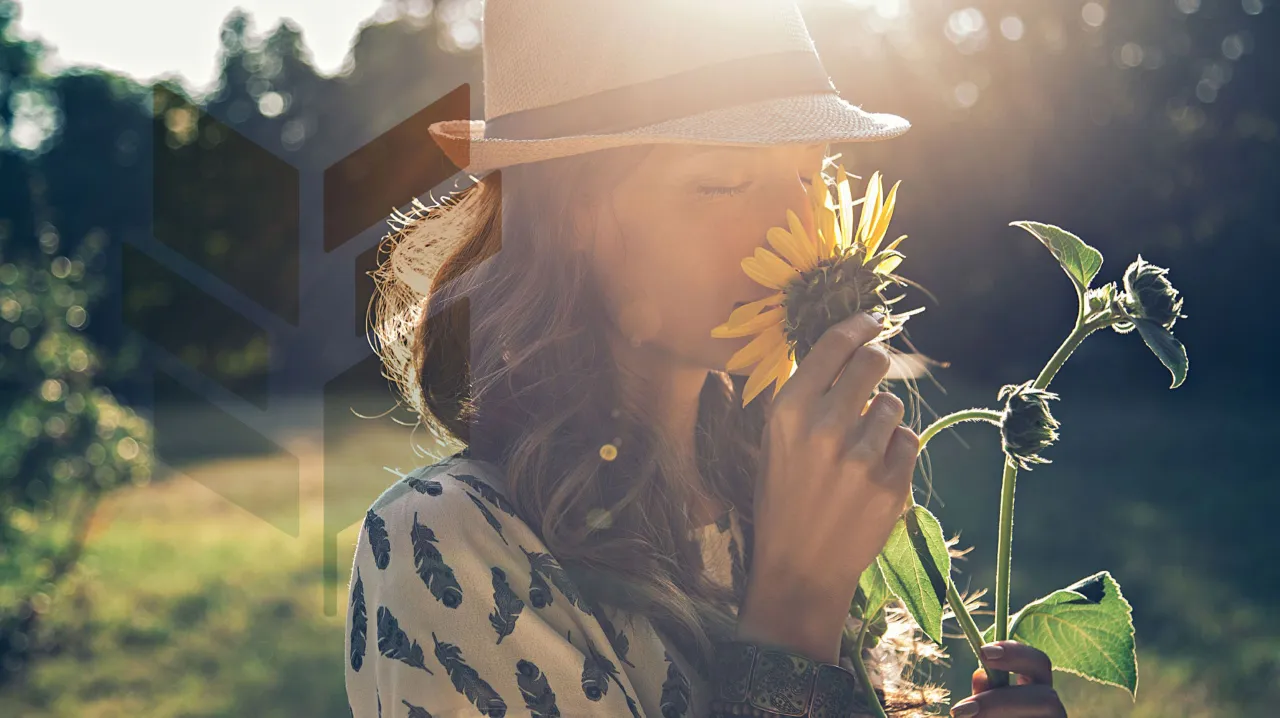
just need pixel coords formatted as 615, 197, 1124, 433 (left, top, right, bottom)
11, 0, 390, 92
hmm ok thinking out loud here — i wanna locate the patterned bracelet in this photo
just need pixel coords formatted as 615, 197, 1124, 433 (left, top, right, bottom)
708, 640, 870, 718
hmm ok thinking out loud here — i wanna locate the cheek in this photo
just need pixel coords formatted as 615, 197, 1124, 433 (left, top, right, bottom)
625, 215, 764, 351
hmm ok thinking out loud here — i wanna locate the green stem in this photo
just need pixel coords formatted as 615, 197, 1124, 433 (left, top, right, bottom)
988, 456, 1019, 688
946, 574, 987, 665
918, 409, 1004, 451
851, 616, 889, 718
988, 315, 1115, 688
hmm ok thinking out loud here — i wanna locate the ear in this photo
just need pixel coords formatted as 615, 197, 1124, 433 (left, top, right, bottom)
571, 198, 613, 254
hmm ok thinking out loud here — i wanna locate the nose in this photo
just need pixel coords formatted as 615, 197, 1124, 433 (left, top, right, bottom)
768, 173, 819, 249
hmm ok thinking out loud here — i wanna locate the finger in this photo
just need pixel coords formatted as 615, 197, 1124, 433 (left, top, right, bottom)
776, 311, 884, 404
949, 685, 1066, 718
980, 642, 1054, 687
883, 425, 920, 479
819, 343, 890, 425
971, 668, 989, 695
844, 389, 902, 456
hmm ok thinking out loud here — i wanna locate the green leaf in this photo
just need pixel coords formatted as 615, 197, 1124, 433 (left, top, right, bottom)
1133, 319, 1188, 389
1012, 221, 1104, 295
857, 558, 892, 620
981, 572, 1138, 698
876, 505, 950, 645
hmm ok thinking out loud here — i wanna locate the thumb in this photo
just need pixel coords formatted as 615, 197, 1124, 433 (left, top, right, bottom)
971, 668, 990, 695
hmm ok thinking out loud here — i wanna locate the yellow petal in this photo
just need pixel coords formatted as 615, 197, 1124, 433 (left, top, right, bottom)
718, 291, 784, 331
743, 341, 791, 406
837, 165, 854, 248
741, 251, 796, 290
880, 234, 908, 256
784, 210, 817, 270
876, 254, 904, 274
766, 227, 814, 271
754, 247, 802, 284
771, 353, 798, 398
857, 172, 882, 247
726, 325, 786, 372
866, 180, 901, 259
817, 199, 839, 259
711, 306, 786, 338
809, 171, 826, 221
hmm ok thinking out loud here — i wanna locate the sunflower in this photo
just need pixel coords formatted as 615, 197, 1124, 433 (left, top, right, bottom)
712, 166, 924, 407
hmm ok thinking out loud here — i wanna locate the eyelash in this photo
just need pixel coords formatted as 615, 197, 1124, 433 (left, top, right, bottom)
696, 175, 813, 199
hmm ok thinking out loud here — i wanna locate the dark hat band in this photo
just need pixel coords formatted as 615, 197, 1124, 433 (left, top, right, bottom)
482, 50, 838, 142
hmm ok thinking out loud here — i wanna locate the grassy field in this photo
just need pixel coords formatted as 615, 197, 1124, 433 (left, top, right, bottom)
0, 381, 1274, 717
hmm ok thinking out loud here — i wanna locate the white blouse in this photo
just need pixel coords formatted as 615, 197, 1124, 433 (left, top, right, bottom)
343, 454, 753, 717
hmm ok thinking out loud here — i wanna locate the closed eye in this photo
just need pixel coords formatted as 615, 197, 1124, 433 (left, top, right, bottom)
696, 182, 752, 198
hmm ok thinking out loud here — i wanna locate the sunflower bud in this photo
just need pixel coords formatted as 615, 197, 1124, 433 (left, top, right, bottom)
997, 380, 1061, 471
1119, 255, 1185, 331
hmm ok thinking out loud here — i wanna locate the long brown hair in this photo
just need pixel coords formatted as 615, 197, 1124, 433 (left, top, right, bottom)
371, 146, 955, 714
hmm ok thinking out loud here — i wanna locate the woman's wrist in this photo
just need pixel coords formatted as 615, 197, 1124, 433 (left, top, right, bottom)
736, 573, 848, 664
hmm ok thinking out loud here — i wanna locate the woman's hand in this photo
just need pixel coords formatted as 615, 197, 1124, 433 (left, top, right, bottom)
736, 311, 919, 663
950, 641, 1068, 717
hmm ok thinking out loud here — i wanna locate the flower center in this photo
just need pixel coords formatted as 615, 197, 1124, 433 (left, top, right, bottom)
783, 249, 886, 363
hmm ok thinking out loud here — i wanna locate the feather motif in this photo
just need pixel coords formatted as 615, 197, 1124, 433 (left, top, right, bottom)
580, 643, 617, 701
594, 606, 634, 668
401, 699, 433, 718
488, 566, 524, 644
406, 476, 443, 496
465, 491, 509, 545
349, 568, 367, 671
432, 631, 508, 717
450, 473, 518, 516
521, 547, 593, 616
411, 512, 464, 608
364, 509, 391, 570
660, 651, 692, 718
516, 658, 562, 718
376, 605, 434, 674
525, 554, 554, 609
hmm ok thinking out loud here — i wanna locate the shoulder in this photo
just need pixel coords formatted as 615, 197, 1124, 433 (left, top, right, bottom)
368, 453, 514, 521
357, 454, 531, 589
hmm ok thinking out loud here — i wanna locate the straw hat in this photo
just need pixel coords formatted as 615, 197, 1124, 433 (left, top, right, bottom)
428, 0, 911, 176
375, 0, 919, 425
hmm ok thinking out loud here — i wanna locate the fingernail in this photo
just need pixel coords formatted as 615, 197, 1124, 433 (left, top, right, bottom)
980, 644, 1004, 661
869, 311, 886, 324
951, 701, 980, 717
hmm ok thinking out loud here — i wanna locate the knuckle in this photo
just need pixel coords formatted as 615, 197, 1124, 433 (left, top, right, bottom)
842, 438, 881, 465
829, 314, 878, 344
889, 425, 920, 456
853, 344, 891, 375
809, 418, 847, 455
871, 391, 905, 418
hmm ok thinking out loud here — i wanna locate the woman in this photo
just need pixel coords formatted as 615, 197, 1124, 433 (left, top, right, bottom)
345, 1, 1067, 716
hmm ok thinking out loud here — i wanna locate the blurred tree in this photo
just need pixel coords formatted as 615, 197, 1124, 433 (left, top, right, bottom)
804, 0, 1280, 396
0, 0, 153, 684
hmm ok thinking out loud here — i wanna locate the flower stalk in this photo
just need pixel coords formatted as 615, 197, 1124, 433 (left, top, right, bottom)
715, 176, 1180, 706
986, 303, 1120, 687
918, 409, 1003, 450
850, 619, 890, 718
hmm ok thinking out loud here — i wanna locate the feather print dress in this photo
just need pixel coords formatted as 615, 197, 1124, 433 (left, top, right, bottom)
343, 452, 753, 718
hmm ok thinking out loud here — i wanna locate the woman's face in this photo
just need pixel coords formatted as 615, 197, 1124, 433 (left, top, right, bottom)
585, 142, 828, 375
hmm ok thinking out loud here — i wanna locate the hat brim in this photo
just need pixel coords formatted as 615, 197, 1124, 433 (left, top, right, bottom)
429, 92, 910, 175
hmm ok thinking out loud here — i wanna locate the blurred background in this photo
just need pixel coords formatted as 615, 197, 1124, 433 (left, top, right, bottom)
0, 0, 1276, 715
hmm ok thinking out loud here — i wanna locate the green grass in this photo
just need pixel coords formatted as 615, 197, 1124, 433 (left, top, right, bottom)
0, 383, 1273, 717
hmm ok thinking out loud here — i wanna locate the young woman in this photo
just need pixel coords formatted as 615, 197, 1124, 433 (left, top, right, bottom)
345, 2, 1067, 717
